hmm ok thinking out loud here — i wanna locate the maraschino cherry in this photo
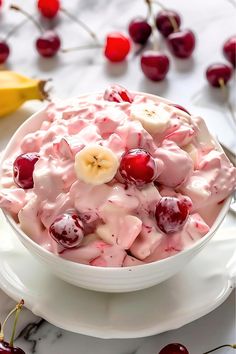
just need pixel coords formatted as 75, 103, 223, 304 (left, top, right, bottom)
128, 17, 152, 44
13, 152, 39, 189
223, 35, 236, 67
104, 32, 131, 62
37, 0, 60, 19
49, 213, 84, 248
167, 29, 196, 59
104, 84, 133, 103
0, 300, 25, 354
206, 63, 233, 87
155, 197, 191, 234
119, 149, 157, 186
10, 5, 61, 58
141, 50, 170, 81
156, 9, 181, 37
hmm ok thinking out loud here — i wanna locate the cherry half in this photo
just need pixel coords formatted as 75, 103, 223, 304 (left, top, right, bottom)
155, 197, 191, 234
0, 40, 10, 64
36, 30, 61, 57
128, 17, 152, 44
223, 35, 236, 67
104, 84, 133, 103
206, 63, 233, 87
13, 153, 39, 189
156, 10, 181, 38
167, 30, 196, 59
119, 148, 157, 186
104, 32, 131, 62
49, 213, 84, 248
141, 50, 170, 81
37, 0, 60, 19
159, 343, 189, 354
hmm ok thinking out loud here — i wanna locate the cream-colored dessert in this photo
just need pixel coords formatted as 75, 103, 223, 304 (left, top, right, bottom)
0, 85, 236, 267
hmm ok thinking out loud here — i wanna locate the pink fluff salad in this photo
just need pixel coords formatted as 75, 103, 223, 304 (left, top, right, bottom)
0, 86, 236, 267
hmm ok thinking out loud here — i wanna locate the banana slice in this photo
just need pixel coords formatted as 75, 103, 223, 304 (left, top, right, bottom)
74, 145, 119, 185
130, 103, 171, 134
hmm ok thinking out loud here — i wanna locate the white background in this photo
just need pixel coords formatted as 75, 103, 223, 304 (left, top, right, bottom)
0, 0, 235, 353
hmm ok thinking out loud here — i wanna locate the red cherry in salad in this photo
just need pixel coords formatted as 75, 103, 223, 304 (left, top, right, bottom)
167, 30, 196, 59
104, 32, 131, 62
0, 40, 10, 64
0, 341, 25, 353
155, 10, 181, 38
223, 35, 236, 67
206, 63, 233, 87
37, 0, 60, 19
141, 50, 170, 81
159, 343, 189, 354
119, 149, 157, 186
36, 30, 61, 57
13, 153, 39, 189
104, 84, 133, 103
128, 17, 152, 44
49, 213, 84, 248
155, 197, 191, 234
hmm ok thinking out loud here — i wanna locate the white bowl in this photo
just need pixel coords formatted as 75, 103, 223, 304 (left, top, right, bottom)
0, 93, 232, 293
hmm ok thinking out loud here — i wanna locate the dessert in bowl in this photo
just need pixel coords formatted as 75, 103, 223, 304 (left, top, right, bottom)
0, 85, 235, 292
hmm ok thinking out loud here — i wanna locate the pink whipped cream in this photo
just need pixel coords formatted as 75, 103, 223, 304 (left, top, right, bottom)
0, 86, 236, 267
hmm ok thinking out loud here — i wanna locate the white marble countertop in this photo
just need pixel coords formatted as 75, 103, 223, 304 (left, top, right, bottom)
0, 0, 235, 353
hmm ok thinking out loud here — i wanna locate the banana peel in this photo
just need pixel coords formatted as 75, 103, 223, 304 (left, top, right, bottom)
0, 71, 49, 117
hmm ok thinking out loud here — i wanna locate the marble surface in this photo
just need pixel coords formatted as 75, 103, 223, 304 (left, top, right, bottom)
0, 0, 235, 353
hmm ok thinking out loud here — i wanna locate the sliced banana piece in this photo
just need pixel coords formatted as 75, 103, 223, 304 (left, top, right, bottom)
130, 102, 171, 134
74, 145, 119, 185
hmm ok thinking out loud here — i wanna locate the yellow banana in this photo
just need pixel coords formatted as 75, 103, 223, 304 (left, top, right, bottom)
0, 71, 48, 118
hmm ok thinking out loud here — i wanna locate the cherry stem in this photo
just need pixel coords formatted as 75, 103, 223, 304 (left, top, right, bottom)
5, 18, 28, 40
203, 344, 236, 354
0, 300, 24, 342
10, 4, 44, 34
148, 0, 179, 32
219, 78, 236, 128
60, 7, 99, 43
144, 0, 159, 51
9, 300, 24, 347
61, 43, 103, 53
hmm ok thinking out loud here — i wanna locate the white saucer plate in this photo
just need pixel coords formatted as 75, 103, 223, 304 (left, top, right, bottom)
0, 211, 235, 339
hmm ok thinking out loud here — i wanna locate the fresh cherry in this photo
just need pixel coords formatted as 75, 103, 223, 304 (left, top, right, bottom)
159, 343, 189, 354
167, 30, 196, 59
206, 63, 233, 87
119, 149, 157, 186
0, 341, 25, 353
156, 10, 181, 37
223, 35, 236, 67
128, 17, 152, 44
155, 197, 190, 234
171, 103, 190, 115
0, 300, 25, 354
49, 213, 84, 248
37, 0, 60, 19
104, 32, 131, 62
104, 84, 133, 103
13, 153, 39, 189
0, 40, 10, 64
36, 30, 61, 57
0, 0, 2, 8
141, 50, 170, 81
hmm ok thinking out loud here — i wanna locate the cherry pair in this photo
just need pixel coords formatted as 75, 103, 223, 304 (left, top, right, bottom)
206, 35, 235, 88
159, 342, 236, 354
